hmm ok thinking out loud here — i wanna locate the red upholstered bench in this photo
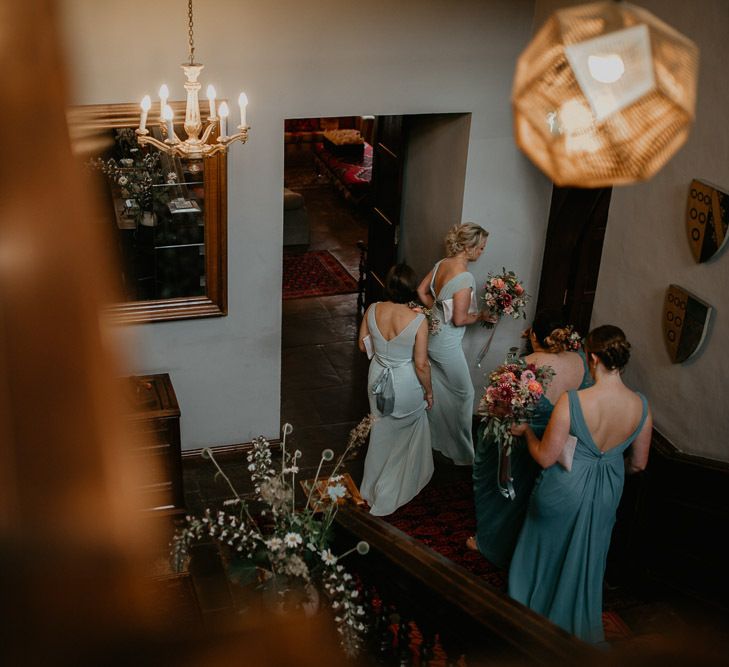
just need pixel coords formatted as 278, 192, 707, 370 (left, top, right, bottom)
312, 140, 373, 206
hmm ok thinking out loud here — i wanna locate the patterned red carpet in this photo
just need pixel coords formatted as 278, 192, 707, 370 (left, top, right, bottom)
385, 479, 632, 642
282, 250, 358, 300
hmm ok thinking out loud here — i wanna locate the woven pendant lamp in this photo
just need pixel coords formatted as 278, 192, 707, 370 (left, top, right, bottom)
512, 1, 699, 188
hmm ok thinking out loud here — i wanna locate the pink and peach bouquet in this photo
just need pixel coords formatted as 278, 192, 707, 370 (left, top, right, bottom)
478, 354, 555, 454
481, 269, 529, 327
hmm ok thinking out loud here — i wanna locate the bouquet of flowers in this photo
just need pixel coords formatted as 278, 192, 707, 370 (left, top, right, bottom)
481, 269, 529, 326
478, 350, 554, 499
170, 415, 375, 658
475, 269, 530, 367
407, 301, 441, 336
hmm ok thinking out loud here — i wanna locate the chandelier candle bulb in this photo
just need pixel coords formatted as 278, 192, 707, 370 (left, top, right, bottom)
158, 84, 169, 120
206, 84, 216, 118
218, 101, 229, 138
238, 92, 248, 127
163, 105, 175, 141
139, 95, 151, 132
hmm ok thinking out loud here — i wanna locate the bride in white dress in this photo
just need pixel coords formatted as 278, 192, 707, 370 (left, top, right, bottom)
358, 264, 434, 516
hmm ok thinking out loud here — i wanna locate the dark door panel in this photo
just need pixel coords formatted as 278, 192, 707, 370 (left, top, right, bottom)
366, 115, 406, 306
535, 186, 611, 335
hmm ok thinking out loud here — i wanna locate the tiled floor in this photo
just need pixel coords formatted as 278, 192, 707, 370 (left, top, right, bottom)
280, 162, 371, 470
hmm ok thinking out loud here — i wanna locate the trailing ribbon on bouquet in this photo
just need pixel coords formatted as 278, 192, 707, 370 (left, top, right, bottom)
481, 415, 517, 500
498, 437, 516, 501
476, 319, 499, 368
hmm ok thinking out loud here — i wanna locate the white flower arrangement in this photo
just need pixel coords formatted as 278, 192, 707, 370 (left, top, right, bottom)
170, 415, 375, 658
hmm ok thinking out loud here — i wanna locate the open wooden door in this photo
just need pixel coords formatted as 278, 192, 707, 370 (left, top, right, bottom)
365, 115, 406, 305
535, 186, 612, 334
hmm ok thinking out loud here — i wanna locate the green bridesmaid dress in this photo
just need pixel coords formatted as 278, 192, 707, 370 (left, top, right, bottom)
472, 350, 592, 568
508, 389, 648, 643
426, 260, 478, 465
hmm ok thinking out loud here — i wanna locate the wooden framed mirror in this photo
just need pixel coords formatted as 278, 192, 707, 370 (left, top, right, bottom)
68, 102, 227, 324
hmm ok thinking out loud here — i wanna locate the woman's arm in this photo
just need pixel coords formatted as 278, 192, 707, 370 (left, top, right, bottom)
451, 287, 483, 326
358, 306, 371, 353
625, 404, 653, 474
413, 318, 433, 409
416, 270, 435, 309
511, 394, 572, 468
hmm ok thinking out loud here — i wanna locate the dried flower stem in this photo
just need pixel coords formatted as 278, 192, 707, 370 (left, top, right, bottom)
203, 447, 260, 530
318, 415, 374, 502
203, 447, 240, 501
306, 454, 328, 511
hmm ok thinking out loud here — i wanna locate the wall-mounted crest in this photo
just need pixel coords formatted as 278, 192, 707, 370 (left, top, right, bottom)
662, 285, 713, 364
686, 179, 729, 263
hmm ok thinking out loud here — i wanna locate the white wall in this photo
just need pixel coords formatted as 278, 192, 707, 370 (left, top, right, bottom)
398, 112, 542, 400
59, 0, 551, 449
399, 114, 471, 278
534, 0, 729, 461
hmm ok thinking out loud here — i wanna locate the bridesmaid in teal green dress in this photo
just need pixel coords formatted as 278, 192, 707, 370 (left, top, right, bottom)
416, 223, 491, 465
508, 325, 652, 643
469, 311, 592, 567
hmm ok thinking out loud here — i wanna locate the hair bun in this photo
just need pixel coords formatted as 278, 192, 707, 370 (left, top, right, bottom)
444, 222, 488, 257
544, 325, 581, 353
585, 325, 631, 371
600, 338, 631, 370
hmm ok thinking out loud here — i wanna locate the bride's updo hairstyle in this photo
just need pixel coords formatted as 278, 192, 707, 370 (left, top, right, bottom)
531, 309, 578, 353
444, 222, 489, 257
584, 325, 631, 371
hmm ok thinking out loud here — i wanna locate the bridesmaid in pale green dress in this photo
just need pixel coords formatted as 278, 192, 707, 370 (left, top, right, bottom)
468, 310, 592, 567
359, 264, 434, 516
509, 325, 652, 643
416, 223, 492, 465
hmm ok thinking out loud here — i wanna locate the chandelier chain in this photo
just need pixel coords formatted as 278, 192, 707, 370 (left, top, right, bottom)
187, 0, 195, 65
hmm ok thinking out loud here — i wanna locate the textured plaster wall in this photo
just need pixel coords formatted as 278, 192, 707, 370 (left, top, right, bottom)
399, 114, 472, 280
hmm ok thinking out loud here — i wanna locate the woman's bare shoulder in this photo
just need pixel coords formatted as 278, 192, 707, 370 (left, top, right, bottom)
438, 257, 465, 277
525, 351, 552, 365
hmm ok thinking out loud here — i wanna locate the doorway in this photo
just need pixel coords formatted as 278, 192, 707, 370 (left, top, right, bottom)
280, 115, 373, 465
535, 186, 612, 335
279, 113, 472, 468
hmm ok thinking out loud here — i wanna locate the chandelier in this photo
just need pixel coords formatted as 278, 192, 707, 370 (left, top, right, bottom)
512, 1, 698, 188
135, 0, 249, 159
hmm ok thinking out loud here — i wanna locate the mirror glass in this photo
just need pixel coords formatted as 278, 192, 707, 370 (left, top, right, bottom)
69, 102, 227, 323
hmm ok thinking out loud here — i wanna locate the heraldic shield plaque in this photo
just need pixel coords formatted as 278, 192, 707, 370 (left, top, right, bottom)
663, 285, 713, 364
686, 179, 729, 263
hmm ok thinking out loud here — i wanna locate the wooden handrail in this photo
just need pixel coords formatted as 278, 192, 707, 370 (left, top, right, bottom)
335, 506, 596, 665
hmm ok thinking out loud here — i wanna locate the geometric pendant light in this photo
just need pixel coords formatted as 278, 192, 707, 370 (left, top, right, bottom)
512, 1, 699, 188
